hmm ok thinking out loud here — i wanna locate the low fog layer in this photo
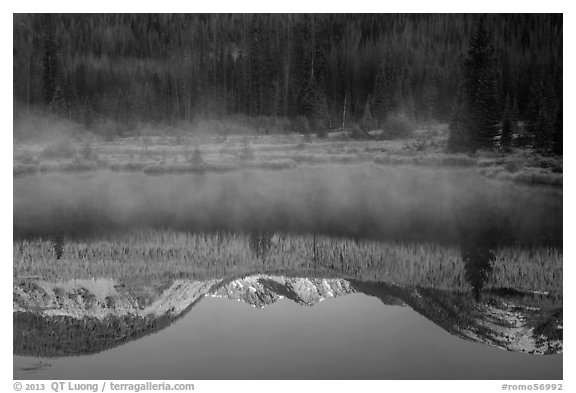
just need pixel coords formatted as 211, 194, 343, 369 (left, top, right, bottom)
13, 166, 562, 247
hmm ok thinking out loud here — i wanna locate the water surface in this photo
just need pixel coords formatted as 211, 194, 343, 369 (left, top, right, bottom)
13, 167, 563, 379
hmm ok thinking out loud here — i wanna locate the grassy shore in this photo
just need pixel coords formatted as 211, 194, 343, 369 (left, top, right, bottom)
14, 126, 562, 187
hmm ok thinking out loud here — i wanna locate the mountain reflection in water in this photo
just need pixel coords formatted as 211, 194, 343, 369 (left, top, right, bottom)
14, 224, 562, 379
14, 271, 562, 359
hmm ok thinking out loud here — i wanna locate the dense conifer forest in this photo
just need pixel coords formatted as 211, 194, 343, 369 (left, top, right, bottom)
13, 14, 562, 152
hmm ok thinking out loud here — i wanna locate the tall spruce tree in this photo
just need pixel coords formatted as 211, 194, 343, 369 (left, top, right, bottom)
299, 79, 329, 132
553, 103, 563, 155
447, 90, 470, 152
499, 95, 515, 152
42, 16, 59, 107
526, 62, 559, 154
449, 18, 501, 152
500, 111, 513, 152
372, 61, 401, 126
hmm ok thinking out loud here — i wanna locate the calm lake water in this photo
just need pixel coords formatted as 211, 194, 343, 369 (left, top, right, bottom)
13, 167, 562, 380
14, 293, 562, 380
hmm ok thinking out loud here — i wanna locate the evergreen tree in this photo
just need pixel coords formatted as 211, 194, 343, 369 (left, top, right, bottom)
462, 241, 495, 302
42, 16, 59, 107
449, 18, 501, 152
501, 112, 514, 152
372, 61, 400, 126
553, 103, 562, 156
526, 62, 559, 153
447, 91, 470, 152
299, 79, 329, 131
421, 77, 439, 121
500, 96, 515, 152
359, 98, 376, 132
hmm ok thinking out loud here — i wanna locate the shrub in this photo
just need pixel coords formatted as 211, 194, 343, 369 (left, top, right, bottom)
15, 150, 36, 164
239, 138, 255, 161
442, 155, 476, 167
190, 146, 203, 165
109, 162, 147, 171
535, 157, 563, 173
271, 117, 292, 134
504, 161, 521, 173
514, 131, 532, 148
14, 164, 38, 177
175, 134, 185, 146
140, 137, 152, 158
412, 137, 428, 152
242, 159, 298, 170
359, 101, 377, 132
81, 142, 98, 161
41, 141, 76, 159
291, 116, 311, 134
143, 164, 205, 175
551, 166, 563, 174
351, 124, 370, 140
380, 113, 415, 139
63, 160, 98, 172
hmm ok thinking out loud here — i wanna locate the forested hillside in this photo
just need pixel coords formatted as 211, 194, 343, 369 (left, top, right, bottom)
13, 14, 562, 139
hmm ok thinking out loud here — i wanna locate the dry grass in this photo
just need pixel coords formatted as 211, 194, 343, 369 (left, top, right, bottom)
13, 130, 562, 187
14, 164, 39, 177
479, 167, 563, 187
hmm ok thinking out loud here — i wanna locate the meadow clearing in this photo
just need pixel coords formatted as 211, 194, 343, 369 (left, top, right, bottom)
13, 123, 563, 187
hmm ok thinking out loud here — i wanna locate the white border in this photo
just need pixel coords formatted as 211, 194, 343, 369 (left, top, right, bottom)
3, 3, 572, 392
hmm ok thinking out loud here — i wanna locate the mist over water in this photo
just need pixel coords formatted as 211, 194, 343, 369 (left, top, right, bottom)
13, 165, 563, 379
13, 165, 562, 247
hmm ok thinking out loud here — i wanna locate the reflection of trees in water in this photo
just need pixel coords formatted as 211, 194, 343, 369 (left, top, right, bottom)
461, 236, 496, 302
16, 229, 561, 297
14, 310, 176, 357
53, 235, 64, 259
457, 199, 505, 302
249, 232, 272, 259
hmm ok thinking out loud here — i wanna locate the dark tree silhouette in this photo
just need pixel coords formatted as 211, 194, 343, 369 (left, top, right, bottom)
447, 90, 471, 152
500, 101, 514, 152
449, 18, 501, 152
249, 231, 272, 260
462, 241, 495, 302
553, 103, 563, 155
372, 62, 401, 125
42, 16, 58, 107
526, 61, 561, 154
53, 235, 64, 260
299, 81, 330, 131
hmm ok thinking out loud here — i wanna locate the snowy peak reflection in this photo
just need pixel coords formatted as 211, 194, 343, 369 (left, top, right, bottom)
14, 274, 562, 357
